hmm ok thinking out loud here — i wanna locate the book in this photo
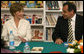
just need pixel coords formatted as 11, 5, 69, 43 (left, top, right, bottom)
48, 28, 52, 41
20, 1, 27, 7
46, 17, 49, 26
29, 1, 35, 4
31, 28, 43, 41
50, 14, 55, 26
79, 1, 83, 10
10, 1, 16, 4
46, 14, 57, 26
46, 29, 48, 40
1, 1, 43, 8
39, 29, 43, 37
46, 1, 60, 10
26, 1, 30, 8
51, 14, 57, 25
25, 14, 42, 24
1, 14, 11, 25
46, 28, 53, 42
35, 15, 42, 24
29, 1, 35, 8
58, 1, 63, 10
1, 1, 9, 8
36, 1, 43, 8
25, 16, 32, 24
46, 16, 52, 26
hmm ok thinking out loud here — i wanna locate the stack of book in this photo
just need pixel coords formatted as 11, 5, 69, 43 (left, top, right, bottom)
1, 1, 43, 8
25, 14, 42, 24
1, 14, 11, 25
46, 1, 60, 10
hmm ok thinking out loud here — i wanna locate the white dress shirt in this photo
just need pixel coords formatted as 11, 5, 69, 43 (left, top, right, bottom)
69, 14, 76, 41
1, 17, 31, 44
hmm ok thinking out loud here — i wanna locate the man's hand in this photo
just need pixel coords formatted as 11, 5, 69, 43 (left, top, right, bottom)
55, 38, 63, 44
18, 36, 27, 42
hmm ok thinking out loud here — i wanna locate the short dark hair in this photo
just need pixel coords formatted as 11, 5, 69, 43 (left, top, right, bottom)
63, 2, 77, 13
10, 3, 24, 17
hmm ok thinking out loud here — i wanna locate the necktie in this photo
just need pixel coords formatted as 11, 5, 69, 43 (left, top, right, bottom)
68, 19, 73, 42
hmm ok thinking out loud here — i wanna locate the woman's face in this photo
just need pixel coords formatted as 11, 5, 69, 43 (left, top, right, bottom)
14, 10, 24, 19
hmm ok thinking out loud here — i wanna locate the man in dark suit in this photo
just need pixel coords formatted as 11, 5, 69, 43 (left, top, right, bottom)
52, 2, 83, 44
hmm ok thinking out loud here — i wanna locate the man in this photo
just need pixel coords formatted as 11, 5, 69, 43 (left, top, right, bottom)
52, 2, 83, 44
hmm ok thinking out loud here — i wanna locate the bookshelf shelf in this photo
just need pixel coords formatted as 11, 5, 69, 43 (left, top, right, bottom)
46, 26, 55, 28
31, 39, 44, 41
24, 8, 44, 11
46, 10, 62, 13
30, 24, 43, 26
1, 8, 9, 11
77, 10, 83, 12
1, 8, 44, 11
45, 10, 83, 13
2, 8, 82, 12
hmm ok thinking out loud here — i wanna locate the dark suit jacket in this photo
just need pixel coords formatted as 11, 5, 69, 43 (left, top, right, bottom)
52, 14, 83, 42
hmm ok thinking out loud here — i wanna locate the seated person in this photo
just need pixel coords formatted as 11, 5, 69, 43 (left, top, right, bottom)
1, 3, 31, 45
52, 2, 83, 44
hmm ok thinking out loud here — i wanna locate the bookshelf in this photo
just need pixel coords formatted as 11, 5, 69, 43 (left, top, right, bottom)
1, 1, 83, 42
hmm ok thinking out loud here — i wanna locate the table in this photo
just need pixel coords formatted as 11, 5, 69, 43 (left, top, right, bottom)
10, 42, 67, 53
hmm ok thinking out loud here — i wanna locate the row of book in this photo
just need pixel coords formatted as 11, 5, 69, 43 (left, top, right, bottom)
46, 28, 54, 42
1, 1, 43, 8
1, 14, 43, 25
1, 14, 11, 25
46, 1, 60, 10
46, 14, 57, 26
46, 1, 83, 10
25, 14, 42, 24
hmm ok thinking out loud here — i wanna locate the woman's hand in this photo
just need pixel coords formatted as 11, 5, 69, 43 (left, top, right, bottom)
18, 36, 27, 42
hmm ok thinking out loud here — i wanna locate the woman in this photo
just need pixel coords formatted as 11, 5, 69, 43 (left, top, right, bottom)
1, 3, 31, 45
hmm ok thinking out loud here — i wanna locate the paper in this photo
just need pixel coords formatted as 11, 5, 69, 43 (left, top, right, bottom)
31, 47, 44, 53
32, 47, 44, 50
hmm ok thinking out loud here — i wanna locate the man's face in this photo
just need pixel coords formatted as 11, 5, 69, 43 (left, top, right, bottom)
62, 5, 73, 19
